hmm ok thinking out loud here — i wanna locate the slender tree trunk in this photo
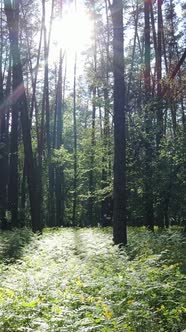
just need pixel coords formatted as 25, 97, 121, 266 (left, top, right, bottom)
127, 0, 139, 97
100, 1, 112, 226
0, 57, 11, 230
88, 0, 97, 226
8, 99, 18, 227
30, 16, 43, 144
88, 84, 96, 226
7, 3, 19, 227
144, 0, 154, 231
156, 0, 164, 228
21, 159, 26, 210
55, 49, 64, 227
0, 113, 8, 229
150, 2, 157, 61
156, 0, 163, 147
0, 95, 7, 229
101, 86, 112, 226
110, 0, 127, 245
52, 66, 58, 150
42, 0, 55, 226
72, 53, 77, 225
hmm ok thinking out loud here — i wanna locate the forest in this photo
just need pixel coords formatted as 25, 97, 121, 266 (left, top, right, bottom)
0, 0, 186, 331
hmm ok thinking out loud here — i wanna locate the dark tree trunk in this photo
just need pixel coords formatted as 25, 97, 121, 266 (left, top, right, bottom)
88, 0, 97, 227
88, 85, 96, 226
127, 0, 139, 97
144, 0, 154, 231
101, 87, 112, 227
8, 101, 18, 227
110, 0, 127, 245
4, 0, 42, 233
0, 58, 11, 230
42, 0, 55, 226
150, 2, 157, 60
0, 114, 8, 229
100, 0, 112, 227
30, 17, 43, 145
21, 159, 26, 210
0, 112, 8, 229
156, 0, 164, 228
6, 7, 19, 227
55, 49, 64, 227
0, 15, 8, 229
72, 53, 77, 225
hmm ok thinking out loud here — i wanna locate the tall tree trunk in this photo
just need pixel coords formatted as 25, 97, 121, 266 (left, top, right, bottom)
55, 49, 64, 227
42, 0, 55, 226
88, 0, 97, 226
101, 86, 112, 226
144, 0, 154, 231
7, 3, 19, 227
0, 7, 8, 229
100, 0, 112, 226
88, 85, 96, 226
156, 0, 164, 228
4, 0, 42, 232
110, 0, 127, 245
0, 58, 11, 230
54, 1, 65, 227
72, 53, 77, 225
150, 2, 157, 61
30, 15, 43, 145
127, 0, 139, 97
8, 91, 18, 227
0, 89, 7, 229
0, 112, 8, 229
156, 0, 163, 147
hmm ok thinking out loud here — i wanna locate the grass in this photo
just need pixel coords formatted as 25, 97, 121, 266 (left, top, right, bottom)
0, 227, 186, 331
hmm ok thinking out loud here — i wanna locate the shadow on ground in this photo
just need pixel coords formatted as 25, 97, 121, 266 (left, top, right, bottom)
0, 227, 34, 263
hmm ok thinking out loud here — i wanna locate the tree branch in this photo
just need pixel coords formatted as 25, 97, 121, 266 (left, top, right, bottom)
161, 48, 186, 98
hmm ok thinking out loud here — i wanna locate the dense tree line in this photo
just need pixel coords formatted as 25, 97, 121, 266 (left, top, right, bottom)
0, 0, 185, 244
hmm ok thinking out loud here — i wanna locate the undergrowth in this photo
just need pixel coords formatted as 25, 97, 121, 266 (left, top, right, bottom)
0, 227, 186, 331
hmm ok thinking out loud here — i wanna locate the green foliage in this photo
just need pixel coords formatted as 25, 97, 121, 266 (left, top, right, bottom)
52, 145, 73, 167
0, 227, 185, 331
0, 228, 34, 263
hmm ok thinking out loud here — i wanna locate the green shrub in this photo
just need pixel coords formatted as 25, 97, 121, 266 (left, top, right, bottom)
0, 227, 185, 331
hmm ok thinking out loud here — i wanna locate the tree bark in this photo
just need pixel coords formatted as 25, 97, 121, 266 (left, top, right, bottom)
72, 53, 77, 225
55, 49, 64, 227
42, 0, 55, 226
156, 0, 164, 228
110, 0, 127, 245
7, 5, 19, 227
4, 0, 42, 232
0, 8, 8, 229
88, 0, 97, 226
144, 0, 154, 231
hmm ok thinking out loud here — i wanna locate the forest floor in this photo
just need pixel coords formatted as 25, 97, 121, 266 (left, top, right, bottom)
0, 227, 186, 332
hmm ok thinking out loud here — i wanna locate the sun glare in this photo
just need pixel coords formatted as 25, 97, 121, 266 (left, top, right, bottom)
51, 4, 92, 56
